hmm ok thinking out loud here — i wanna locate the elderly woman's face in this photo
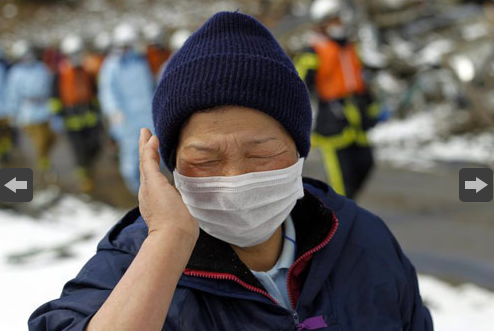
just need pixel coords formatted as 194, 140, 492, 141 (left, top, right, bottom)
176, 106, 298, 177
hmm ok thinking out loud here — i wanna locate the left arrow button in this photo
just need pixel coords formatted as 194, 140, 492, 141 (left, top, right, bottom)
5, 177, 28, 193
0, 168, 33, 202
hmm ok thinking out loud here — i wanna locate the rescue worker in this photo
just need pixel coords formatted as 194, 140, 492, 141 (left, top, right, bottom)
0, 46, 14, 164
29, 12, 432, 330
143, 23, 171, 80
98, 23, 155, 194
84, 31, 111, 87
51, 35, 101, 192
4, 40, 55, 176
41, 42, 64, 73
295, 0, 379, 198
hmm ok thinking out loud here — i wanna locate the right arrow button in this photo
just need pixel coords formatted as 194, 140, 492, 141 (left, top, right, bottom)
465, 177, 488, 193
459, 168, 493, 202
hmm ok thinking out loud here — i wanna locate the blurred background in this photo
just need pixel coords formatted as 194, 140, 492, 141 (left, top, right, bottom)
1, 0, 494, 329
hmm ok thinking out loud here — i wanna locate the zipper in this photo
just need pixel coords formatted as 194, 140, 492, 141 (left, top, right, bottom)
286, 210, 339, 310
184, 202, 339, 315
183, 269, 278, 304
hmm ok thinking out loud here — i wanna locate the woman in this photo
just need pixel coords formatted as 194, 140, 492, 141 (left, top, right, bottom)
29, 12, 432, 330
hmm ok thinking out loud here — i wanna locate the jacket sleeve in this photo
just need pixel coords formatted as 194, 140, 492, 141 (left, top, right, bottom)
4, 68, 20, 118
97, 57, 121, 117
28, 249, 135, 331
293, 47, 319, 92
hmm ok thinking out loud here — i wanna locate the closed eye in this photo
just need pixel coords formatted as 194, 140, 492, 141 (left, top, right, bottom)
186, 160, 220, 166
246, 150, 288, 159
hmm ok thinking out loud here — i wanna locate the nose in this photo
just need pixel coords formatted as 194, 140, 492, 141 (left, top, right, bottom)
220, 161, 249, 177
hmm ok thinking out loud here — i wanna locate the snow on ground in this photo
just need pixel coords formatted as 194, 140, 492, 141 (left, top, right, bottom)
419, 275, 494, 331
1, 195, 494, 330
369, 105, 494, 170
0, 194, 124, 330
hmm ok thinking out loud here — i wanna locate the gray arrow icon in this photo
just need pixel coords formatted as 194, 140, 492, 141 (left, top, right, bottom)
4, 177, 28, 193
0, 168, 33, 202
459, 168, 493, 202
465, 177, 488, 193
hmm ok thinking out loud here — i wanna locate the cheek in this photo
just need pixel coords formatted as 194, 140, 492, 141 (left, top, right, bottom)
176, 158, 234, 177
245, 155, 297, 173
176, 161, 214, 177
270, 156, 297, 170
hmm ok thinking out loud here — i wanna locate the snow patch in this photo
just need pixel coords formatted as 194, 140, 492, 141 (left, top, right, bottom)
0, 194, 123, 330
1, 195, 494, 330
419, 274, 494, 331
369, 106, 494, 168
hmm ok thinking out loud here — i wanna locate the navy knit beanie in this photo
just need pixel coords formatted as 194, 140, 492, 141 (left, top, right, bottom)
152, 11, 312, 170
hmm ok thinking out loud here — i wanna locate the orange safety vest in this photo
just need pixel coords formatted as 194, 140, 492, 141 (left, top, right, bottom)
312, 39, 366, 101
58, 61, 94, 107
146, 45, 171, 76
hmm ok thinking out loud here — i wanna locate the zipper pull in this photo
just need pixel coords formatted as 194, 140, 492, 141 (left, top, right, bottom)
293, 311, 300, 324
296, 315, 328, 330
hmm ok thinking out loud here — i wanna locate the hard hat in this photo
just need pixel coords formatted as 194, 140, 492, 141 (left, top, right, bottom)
169, 29, 191, 51
61, 35, 84, 55
11, 40, 31, 59
94, 31, 111, 52
142, 22, 163, 43
113, 23, 138, 47
310, 0, 342, 23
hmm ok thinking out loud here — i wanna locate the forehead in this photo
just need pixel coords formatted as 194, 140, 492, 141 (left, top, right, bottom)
178, 106, 290, 142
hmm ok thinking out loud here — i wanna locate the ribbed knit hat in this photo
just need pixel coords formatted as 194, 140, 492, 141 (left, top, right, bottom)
152, 11, 312, 170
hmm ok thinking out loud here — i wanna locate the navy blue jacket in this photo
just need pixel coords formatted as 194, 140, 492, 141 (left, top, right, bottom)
29, 178, 433, 330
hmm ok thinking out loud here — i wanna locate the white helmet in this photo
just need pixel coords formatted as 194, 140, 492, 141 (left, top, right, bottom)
142, 22, 163, 43
169, 29, 191, 51
11, 40, 31, 59
94, 31, 111, 52
310, 0, 342, 23
113, 23, 138, 47
61, 35, 83, 55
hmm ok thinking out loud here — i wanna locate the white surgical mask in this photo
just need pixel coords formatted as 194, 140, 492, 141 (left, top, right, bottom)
173, 158, 305, 247
326, 25, 347, 40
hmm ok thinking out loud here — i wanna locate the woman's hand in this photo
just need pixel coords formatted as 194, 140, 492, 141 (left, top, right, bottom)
138, 128, 199, 241
87, 130, 198, 330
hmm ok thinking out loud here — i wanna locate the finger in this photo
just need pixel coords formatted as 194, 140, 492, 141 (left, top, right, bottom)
139, 128, 152, 161
149, 135, 161, 167
139, 128, 152, 191
142, 135, 162, 180
139, 128, 152, 183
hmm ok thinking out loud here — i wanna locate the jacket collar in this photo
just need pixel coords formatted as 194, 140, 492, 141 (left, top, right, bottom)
100, 178, 352, 304
184, 188, 336, 293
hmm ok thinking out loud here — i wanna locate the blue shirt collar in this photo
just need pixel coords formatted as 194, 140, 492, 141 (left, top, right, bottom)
264, 215, 296, 277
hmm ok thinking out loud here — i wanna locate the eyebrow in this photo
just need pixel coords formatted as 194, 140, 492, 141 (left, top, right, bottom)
184, 137, 280, 152
184, 144, 219, 152
245, 137, 280, 145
